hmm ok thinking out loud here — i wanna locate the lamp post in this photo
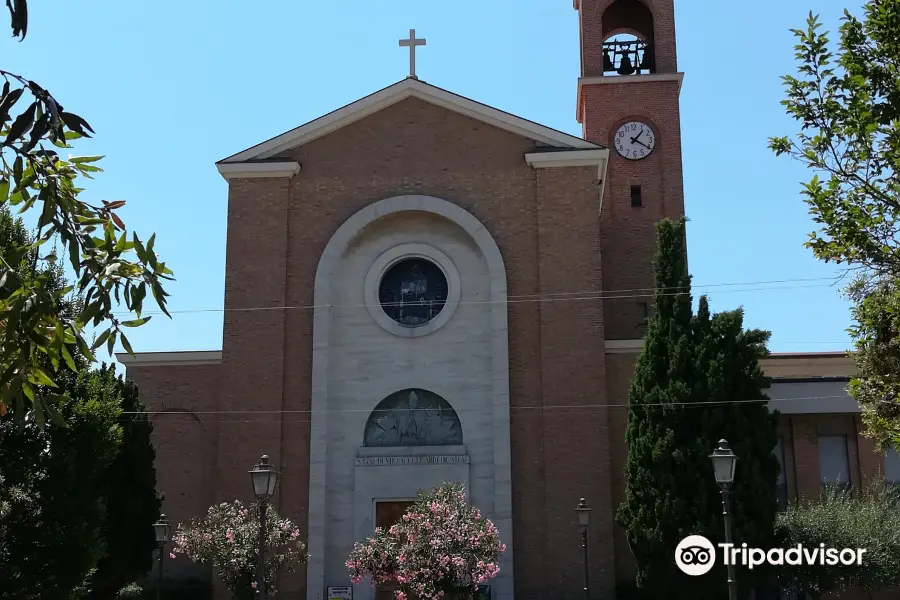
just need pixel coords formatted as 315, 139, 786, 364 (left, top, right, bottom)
575, 498, 592, 600
249, 454, 280, 598
153, 514, 171, 600
709, 439, 738, 600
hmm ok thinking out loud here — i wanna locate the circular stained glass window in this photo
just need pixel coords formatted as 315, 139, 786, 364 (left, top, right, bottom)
378, 258, 448, 327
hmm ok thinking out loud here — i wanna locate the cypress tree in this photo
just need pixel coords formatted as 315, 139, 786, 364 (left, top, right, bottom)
86, 369, 161, 600
694, 298, 780, 597
616, 218, 780, 599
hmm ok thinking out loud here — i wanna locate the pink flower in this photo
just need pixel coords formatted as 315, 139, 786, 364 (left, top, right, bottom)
251, 582, 257, 589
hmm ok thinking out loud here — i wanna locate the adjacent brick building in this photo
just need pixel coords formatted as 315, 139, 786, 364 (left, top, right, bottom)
117, 2, 900, 599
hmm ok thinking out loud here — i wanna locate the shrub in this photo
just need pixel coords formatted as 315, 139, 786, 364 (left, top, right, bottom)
171, 500, 307, 600
776, 480, 900, 597
116, 583, 143, 599
346, 482, 506, 600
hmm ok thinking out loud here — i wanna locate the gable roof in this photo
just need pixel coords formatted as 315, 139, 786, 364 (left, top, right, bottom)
218, 77, 600, 164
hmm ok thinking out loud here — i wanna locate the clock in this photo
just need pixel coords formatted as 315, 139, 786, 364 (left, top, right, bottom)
614, 121, 655, 160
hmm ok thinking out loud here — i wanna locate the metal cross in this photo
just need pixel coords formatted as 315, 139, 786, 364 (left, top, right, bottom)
399, 29, 426, 79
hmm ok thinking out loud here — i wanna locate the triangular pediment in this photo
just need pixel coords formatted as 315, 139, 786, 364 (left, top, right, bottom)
218, 78, 599, 164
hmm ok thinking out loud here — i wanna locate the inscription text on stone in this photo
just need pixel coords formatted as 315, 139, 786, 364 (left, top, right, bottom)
354, 455, 470, 466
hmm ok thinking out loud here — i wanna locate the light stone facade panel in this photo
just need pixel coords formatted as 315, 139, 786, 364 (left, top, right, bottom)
308, 196, 513, 600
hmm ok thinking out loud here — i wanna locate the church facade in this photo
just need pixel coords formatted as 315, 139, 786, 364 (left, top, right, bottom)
118, 1, 900, 599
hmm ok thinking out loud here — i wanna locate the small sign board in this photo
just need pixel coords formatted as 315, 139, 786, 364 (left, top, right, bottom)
328, 586, 353, 600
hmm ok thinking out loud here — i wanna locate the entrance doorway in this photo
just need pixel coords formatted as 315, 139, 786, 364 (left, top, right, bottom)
374, 501, 414, 600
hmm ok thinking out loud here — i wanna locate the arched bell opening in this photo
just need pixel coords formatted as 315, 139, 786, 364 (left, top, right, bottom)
601, 0, 656, 75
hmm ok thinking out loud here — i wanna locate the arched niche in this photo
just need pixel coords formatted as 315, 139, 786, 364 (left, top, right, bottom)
363, 388, 463, 447
601, 0, 656, 75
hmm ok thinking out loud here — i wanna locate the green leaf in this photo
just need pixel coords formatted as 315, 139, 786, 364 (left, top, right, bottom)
75, 334, 96, 362
120, 332, 134, 355
132, 282, 146, 314
43, 398, 68, 427
70, 155, 103, 164
75, 216, 106, 225
121, 316, 151, 327
38, 192, 55, 228
82, 300, 104, 325
5, 101, 37, 144
33, 396, 45, 429
0, 178, 9, 203
28, 366, 57, 388
61, 111, 95, 137
0, 87, 24, 124
151, 281, 171, 317
22, 381, 34, 402
61, 344, 77, 371
92, 328, 111, 350
107, 329, 117, 356
133, 233, 148, 262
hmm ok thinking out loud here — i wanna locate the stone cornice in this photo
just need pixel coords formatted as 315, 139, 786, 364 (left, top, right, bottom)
216, 161, 301, 181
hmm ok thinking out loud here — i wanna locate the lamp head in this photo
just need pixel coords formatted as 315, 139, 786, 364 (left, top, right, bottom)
249, 454, 280, 501
575, 498, 591, 528
709, 439, 738, 485
153, 514, 171, 544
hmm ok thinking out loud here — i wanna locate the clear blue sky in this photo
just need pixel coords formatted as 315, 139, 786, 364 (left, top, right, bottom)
0, 0, 865, 359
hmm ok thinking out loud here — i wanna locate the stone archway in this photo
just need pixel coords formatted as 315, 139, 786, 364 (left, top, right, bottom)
306, 195, 512, 600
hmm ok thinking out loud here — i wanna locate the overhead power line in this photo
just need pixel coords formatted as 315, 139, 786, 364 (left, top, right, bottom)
117, 393, 857, 423
131, 276, 843, 317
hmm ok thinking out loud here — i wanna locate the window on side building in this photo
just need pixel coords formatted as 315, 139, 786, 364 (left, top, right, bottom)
818, 434, 851, 494
775, 437, 788, 509
885, 444, 900, 496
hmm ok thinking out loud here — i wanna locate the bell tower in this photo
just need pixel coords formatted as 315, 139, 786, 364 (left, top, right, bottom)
575, 0, 685, 340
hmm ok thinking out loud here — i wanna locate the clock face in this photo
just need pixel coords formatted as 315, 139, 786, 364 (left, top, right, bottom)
614, 121, 655, 160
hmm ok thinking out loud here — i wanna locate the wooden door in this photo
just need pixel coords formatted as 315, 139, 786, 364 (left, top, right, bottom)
374, 501, 414, 600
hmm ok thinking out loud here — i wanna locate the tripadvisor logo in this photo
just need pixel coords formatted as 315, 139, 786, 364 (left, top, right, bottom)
675, 535, 867, 576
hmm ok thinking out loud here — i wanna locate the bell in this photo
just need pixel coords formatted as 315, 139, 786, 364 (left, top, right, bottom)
617, 54, 634, 75
639, 48, 652, 73
603, 49, 615, 73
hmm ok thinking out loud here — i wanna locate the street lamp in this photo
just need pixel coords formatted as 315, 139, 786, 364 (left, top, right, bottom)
249, 454, 280, 598
709, 439, 738, 600
575, 498, 592, 600
153, 514, 171, 600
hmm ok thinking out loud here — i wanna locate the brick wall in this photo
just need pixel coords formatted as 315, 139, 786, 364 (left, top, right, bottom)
124, 363, 220, 579
581, 78, 685, 340
206, 97, 614, 600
